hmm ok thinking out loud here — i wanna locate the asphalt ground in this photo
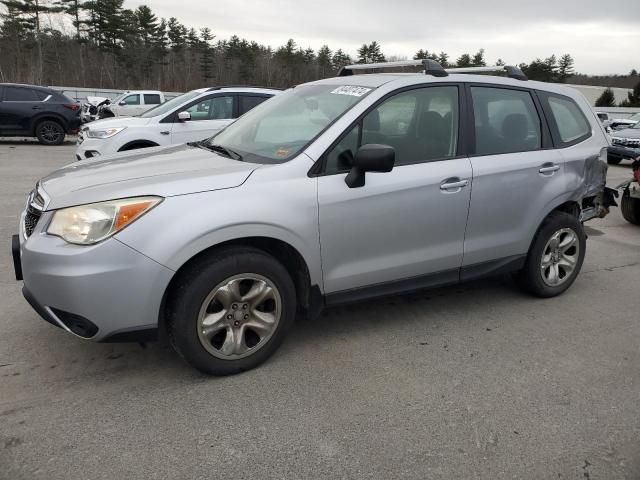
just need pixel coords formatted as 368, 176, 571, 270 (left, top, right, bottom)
1, 138, 638, 479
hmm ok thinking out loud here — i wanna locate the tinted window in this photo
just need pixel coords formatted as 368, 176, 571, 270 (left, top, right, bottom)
4, 86, 40, 101
240, 95, 268, 115
184, 96, 233, 121
547, 95, 591, 144
144, 94, 161, 105
122, 94, 140, 105
471, 87, 541, 155
325, 86, 459, 173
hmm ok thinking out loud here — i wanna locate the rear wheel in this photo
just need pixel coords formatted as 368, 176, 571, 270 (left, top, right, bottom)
621, 190, 640, 225
516, 211, 586, 297
167, 247, 296, 375
36, 120, 65, 145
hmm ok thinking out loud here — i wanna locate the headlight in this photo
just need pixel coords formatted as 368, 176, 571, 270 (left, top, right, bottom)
47, 196, 162, 245
86, 127, 125, 139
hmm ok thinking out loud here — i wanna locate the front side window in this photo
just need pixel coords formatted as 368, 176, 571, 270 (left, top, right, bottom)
471, 87, 541, 156
4, 86, 40, 102
206, 84, 374, 164
121, 94, 140, 105
546, 95, 591, 144
325, 86, 459, 173
185, 96, 233, 121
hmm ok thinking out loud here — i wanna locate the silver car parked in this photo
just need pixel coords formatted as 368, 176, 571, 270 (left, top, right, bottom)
12, 61, 614, 375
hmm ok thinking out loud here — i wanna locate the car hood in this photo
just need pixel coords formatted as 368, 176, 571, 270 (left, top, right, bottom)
82, 116, 153, 129
613, 128, 640, 139
40, 143, 259, 210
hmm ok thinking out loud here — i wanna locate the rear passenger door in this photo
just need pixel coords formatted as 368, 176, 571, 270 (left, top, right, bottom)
0, 86, 43, 133
461, 85, 564, 271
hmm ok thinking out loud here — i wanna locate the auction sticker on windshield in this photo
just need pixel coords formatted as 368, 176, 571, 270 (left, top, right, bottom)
331, 86, 372, 97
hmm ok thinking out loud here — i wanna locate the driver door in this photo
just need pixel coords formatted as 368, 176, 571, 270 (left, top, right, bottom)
170, 95, 236, 144
317, 85, 473, 296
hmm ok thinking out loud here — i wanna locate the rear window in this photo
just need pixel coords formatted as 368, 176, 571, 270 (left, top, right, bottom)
545, 95, 591, 145
239, 95, 269, 115
144, 94, 161, 105
4, 86, 40, 101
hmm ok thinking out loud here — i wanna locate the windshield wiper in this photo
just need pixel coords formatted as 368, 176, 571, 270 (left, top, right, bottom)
202, 143, 243, 161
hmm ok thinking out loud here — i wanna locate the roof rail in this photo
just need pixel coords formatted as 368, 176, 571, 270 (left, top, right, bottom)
338, 59, 447, 78
337, 60, 528, 81
206, 85, 284, 91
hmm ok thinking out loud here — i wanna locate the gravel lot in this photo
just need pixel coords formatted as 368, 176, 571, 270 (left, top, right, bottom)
1, 139, 639, 480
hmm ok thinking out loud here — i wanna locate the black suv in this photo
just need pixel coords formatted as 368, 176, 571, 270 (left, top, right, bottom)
0, 83, 81, 145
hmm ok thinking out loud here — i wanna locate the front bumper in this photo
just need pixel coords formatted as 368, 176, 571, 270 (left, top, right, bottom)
608, 145, 640, 160
75, 134, 117, 161
15, 213, 174, 342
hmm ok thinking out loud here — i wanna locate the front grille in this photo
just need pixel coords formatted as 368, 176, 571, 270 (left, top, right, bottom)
24, 209, 41, 237
612, 137, 640, 147
23, 186, 45, 238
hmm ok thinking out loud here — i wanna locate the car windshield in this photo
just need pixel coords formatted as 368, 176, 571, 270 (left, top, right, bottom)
140, 90, 202, 118
629, 113, 640, 123
203, 84, 374, 164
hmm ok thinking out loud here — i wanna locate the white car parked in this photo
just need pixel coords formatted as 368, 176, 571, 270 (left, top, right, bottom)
76, 87, 280, 160
99, 90, 165, 118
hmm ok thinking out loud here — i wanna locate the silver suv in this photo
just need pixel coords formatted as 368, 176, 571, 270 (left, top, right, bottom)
12, 61, 613, 375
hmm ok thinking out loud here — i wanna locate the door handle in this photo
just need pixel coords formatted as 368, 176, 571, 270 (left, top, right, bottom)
160, 131, 170, 135
440, 179, 469, 192
539, 164, 560, 174
32, 106, 41, 110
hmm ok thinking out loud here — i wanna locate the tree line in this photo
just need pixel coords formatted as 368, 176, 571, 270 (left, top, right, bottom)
1, 0, 639, 101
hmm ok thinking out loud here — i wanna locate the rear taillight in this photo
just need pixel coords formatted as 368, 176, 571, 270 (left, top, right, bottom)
63, 104, 80, 111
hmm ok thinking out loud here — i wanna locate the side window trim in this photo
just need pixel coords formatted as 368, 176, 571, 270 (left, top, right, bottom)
464, 83, 552, 157
312, 82, 467, 177
537, 91, 593, 148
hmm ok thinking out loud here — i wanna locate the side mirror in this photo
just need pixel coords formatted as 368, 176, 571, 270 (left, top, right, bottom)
177, 111, 191, 122
118, 101, 126, 106
345, 144, 395, 188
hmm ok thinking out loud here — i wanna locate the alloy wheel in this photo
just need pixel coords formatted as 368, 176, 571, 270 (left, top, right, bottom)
540, 228, 580, 287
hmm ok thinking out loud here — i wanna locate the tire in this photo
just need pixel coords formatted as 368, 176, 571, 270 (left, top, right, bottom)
607, 154, 622, 165
621, 190, 640, 225
167, 246, 296, 375
35, 120, 65, 146
516, 211, 586, 298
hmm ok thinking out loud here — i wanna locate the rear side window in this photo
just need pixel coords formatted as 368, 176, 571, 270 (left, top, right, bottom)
239, 95, 268, 115
545, 95, 591, 145
471, 87, 541, 156
4, 86, 40, 101
144, 94, 161, 105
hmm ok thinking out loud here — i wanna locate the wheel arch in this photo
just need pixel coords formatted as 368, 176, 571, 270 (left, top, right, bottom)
118, 140, 160, 152
31, 114, 68, 134
158, 236, 315, 335
525, 199, 582, 256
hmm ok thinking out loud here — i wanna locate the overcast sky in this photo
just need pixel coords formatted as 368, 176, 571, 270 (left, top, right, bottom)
125, 0, 639, 75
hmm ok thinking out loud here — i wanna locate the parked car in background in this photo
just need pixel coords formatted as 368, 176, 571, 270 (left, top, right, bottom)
615, 156, 640, 224
80, 96, 109, 123
608, 122, 640, 164
595, 111, 610, 123
76, 86, 280, 160
606, 112, 640, 133
16, 61, 614, 375
0, 83, 80, 145
98, 90, 165, 118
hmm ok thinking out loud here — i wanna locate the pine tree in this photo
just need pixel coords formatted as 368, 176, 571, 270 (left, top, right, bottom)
331, 49, 351, 71
471, 49, 486, 66
316, 44, 332, 76
456, 53, 471, 67
595, 88, 615, 107
557, 54, 574, 83
620, 80, 640, 107
199, 27, 214, 81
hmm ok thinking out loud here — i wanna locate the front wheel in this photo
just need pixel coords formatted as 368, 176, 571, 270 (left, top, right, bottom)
167, 247, 296, 375
36, 120, 65, 145
621, 190, 640, 225
516, 212, 586, 298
